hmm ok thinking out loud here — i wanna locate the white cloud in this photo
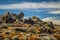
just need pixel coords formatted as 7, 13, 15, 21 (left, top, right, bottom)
42, 17, 60, 25
27, 9, 41, 12
49, 10, 60, 14
0, 2, 60, 9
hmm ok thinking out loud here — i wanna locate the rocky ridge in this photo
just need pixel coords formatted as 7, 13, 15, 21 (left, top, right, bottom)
0, 12, 60, 40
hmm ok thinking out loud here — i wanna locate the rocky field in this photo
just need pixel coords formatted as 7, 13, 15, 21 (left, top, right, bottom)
0, 12, 60, 40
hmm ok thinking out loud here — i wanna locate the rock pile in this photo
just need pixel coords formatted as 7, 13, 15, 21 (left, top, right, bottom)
0, 12, 59, 40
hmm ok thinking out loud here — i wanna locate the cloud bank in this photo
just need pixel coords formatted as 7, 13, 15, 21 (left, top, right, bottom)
42, 17, 60, 25
49, 10, 60, 14
0, 2, 60, 9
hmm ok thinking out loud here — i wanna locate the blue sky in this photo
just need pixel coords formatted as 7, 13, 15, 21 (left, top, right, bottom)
0, 0, 60, 25
0, 0, 60, 4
